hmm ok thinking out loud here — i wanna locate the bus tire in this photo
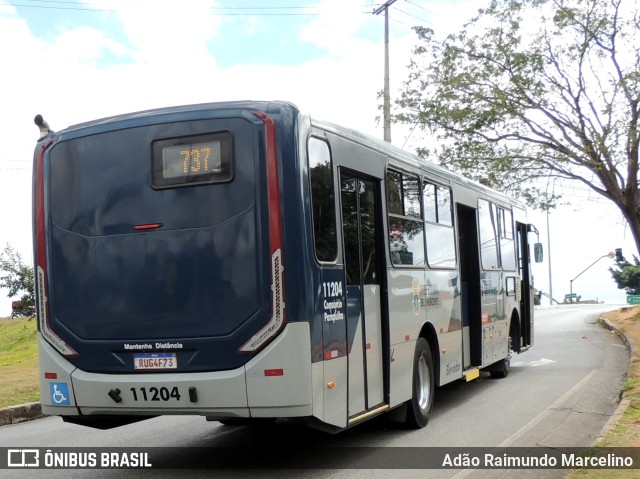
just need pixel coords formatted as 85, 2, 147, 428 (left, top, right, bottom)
405, 338, 435, 429
489, 356, 510, 379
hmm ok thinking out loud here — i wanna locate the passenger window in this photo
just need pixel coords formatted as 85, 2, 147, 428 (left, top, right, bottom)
423, 181, 456, 268
387, 170, 420, 218
499, 208, 516, 271
436, 186, 453, 226
423, 183, 437, 223
308, 137, 337, 262
387, 170, 425, 266
478, 199, 499, 270
425, 223, 456, 268
386, 170, 403, 216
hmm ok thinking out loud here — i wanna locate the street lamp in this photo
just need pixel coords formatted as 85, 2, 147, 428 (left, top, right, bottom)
568, 252, 615, 302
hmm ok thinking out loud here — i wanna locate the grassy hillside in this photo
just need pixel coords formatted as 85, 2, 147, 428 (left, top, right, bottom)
0, 316, 39, 407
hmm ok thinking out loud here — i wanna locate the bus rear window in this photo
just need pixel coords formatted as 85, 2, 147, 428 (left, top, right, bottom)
152, 131, 234, 188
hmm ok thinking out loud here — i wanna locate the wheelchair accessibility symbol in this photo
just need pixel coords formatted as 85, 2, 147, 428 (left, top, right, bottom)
49, 382, 70, 406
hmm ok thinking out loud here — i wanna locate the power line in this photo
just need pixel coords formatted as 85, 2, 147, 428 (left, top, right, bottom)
388, 14, 414, 28
402, 0, 432, 13
7, 0, 416, 17
2, 1, 114, 12
1, 1, 325, 15
393, 6, 429, 24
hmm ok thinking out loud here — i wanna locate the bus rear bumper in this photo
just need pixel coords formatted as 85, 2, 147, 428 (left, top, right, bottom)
39, 322, 313, 420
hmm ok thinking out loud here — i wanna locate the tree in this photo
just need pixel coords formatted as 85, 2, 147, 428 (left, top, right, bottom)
609, 254, 640, 295
0, 244, 35, 317
394, 0, 640, 254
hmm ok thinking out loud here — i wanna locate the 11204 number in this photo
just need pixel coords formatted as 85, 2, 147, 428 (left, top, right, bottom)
130, 386, 181, 402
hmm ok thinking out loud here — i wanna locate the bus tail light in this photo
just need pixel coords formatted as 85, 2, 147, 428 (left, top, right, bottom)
239, 112, 286, 353
133, 223, 163, 230
35, 141, 77, 358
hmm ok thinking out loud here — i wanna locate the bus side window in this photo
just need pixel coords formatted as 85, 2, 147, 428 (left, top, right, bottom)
498, 208, 516, 271
387, 169, 425, 266
308, 137, 337, 262
478, 199, 499, 270
423, 182, 456, 268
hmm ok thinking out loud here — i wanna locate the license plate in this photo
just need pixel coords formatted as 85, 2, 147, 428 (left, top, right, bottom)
133, 353, 177, 370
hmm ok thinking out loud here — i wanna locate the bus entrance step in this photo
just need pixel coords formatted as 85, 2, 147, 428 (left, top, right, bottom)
463, 368, 480, 382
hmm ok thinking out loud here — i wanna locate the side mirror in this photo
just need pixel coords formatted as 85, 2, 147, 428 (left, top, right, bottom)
534, 243, 543, 263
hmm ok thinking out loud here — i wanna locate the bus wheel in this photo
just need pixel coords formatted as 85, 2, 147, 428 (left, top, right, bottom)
489, 356, 510, 379
406, 338, 435, 429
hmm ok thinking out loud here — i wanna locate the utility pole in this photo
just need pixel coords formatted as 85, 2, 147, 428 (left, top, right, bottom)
546, 210, 553, 305
373, 0, 397, 143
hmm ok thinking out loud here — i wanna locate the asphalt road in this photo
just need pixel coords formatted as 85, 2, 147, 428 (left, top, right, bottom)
0, 304, 630, 478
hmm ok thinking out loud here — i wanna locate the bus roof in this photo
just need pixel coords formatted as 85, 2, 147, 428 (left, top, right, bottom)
55, 100, 300, 138
309, 116, 525, 209
45, 99, 524, 209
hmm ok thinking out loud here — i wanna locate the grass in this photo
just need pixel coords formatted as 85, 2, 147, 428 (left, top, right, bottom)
0, 316, 39, 408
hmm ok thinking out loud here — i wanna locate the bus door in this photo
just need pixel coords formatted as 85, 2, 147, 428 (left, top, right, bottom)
515, 222, 534, 351
456, 204, 482, 368
340, 171, 386, 420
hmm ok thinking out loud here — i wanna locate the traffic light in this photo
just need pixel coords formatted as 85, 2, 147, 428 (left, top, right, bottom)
615, 248, 624, 262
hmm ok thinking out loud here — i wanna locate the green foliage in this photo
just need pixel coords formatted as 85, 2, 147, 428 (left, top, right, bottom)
395, 0, 640, 254
609, 255, 640, 295
0, 244, 35, 317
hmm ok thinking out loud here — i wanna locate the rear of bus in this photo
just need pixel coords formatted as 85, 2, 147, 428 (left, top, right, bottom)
33, 101, 312, 428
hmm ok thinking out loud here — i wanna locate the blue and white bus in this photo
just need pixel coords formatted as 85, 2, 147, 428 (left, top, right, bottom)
33, 101, 541, 431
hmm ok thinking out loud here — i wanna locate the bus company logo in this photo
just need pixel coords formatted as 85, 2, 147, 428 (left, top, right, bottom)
412, 278, 421, 315
7, 449, 39, 467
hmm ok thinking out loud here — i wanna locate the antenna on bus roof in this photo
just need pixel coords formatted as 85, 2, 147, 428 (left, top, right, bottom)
34, 114, 53, 138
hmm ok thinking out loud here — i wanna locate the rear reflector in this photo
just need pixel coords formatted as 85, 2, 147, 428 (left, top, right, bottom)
324, 350, 339, 360
133, 223, 163, 230
44, 372, 58, 379
264, 369, 284, 377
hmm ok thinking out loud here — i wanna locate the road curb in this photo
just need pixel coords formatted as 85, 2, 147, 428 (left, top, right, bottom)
596, 316, 635, 442
0, 402, 44, 427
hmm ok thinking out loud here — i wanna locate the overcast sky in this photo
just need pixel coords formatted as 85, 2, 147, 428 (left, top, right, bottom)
0, 0, 633, 316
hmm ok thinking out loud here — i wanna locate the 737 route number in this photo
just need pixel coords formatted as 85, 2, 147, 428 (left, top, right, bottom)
130, 386, 181, 402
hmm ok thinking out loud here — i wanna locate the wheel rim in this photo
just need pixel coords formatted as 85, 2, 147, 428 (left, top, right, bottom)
417, 355, 431, 411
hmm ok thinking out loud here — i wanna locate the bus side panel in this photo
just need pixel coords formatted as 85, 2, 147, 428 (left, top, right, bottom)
246, 322, 312, 417
425, 270, 463, 385
322, 356, 348, 427
311, 361, 324, 421
480, 270, 509, 366
389, 341, 414, 408
387, 269, 423, 345
363, 284, 384, 406
386, 269, 423, 407
478, 271, 508, 366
